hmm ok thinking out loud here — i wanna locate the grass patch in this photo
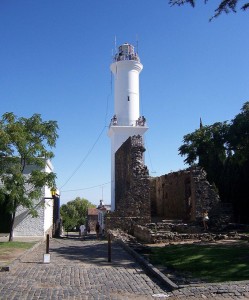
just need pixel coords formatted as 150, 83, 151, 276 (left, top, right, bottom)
0, 241, 36, 266
0, 241, 35, 250
149, 243, 249, 282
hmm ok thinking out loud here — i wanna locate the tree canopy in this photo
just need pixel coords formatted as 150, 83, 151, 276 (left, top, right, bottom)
169, 0, 249, 19
179, 102, 249, 222
60, 197, 95, 233
179, 121, 229, 190
0, 112, 58, 241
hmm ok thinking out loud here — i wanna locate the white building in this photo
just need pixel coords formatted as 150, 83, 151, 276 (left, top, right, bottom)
13, 160, 56, 238
108, 43, 148, 210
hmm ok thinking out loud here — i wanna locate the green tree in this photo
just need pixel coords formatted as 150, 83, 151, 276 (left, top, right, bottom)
228, 102, 249, 163
169, 0, 249, 19
226, 102, 249, 221
60, 203, 78, 236
179, 122, 229, 185
0, 112, 58, 241
60, 197, 95, 234
178, 102, 249, 222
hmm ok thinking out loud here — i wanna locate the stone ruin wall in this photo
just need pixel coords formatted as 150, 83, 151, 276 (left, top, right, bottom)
105, 135, 227, 238
191, 167, 222, 219
150, 170, 191, 221
105, 135, 151, 234
150, 167, 221, 222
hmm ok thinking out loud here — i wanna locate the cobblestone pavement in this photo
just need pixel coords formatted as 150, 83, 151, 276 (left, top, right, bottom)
1, 234, 249, 299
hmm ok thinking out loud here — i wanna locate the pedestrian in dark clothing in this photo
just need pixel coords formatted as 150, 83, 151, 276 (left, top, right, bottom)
95, 222, 100, 239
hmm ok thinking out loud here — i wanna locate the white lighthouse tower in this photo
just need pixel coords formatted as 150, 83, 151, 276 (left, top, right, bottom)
108, 43, 148, 210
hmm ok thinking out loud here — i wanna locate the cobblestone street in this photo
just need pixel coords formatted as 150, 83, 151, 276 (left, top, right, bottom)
1, 234, 249, 299
0, 234, 170, 300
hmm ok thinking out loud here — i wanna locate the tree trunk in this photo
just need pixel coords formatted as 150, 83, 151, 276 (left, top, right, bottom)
8, 211, 16, 242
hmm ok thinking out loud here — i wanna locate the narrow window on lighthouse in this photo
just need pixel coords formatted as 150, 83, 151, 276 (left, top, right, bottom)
127, 96, 130, 101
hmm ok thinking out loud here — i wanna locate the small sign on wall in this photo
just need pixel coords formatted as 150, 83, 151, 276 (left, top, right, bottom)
43, 253, 50, 263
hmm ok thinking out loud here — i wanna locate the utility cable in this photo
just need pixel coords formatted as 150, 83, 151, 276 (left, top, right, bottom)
61, 181, 111, 193
59, 70, 113, 191
144, 136, 156, 174
59, 125, 107, 190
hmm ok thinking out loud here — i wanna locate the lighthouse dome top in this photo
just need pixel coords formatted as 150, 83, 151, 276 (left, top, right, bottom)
113, 43, 140, 63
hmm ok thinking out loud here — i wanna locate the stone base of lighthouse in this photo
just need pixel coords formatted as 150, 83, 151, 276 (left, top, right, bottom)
105, 135, 151, 234
109, 125, 148, 210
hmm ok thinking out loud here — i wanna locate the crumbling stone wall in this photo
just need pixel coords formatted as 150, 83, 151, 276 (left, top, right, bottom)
191, 167, 221, 219
105, 135, 151, 234
150, 170, 192, 221
105, 135, 227, 236
150, 167, 220, 222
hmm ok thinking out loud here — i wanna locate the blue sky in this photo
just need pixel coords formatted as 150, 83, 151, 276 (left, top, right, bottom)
1, 1, 248, 206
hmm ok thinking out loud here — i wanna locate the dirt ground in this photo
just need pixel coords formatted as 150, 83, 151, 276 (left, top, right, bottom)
0, 236, 41, 267
0, 248, 27, 266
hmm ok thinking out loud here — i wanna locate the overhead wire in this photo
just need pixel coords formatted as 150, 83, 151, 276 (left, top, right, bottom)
59, 71, 113, 191
144, 136, 156, 175
61, 181, 111, 193
59, 125, 107, 190
138, 50, 156, 175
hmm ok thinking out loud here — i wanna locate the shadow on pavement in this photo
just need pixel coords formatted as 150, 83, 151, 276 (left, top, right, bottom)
46, 233, 138, 268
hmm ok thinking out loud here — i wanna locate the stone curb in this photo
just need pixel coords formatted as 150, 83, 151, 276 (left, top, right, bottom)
0, 239, 44, 272
116, 238, 179, 291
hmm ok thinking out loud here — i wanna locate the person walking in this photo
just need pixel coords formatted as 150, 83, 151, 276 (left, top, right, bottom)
79, 224, 85, 238
202, 211, 209, 231
95, 222, 100, 239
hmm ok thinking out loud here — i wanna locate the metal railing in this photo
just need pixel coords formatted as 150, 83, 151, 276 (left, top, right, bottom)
109, 116, 147, 128
113, 54, 140, 63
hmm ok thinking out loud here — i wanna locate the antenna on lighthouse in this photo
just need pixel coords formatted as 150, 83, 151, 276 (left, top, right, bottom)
136, 35, 139, 54
114, 35, 117, 55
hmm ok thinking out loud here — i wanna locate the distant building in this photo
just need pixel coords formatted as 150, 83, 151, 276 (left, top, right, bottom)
97, 200, 111, 234
86, 207, 98, 232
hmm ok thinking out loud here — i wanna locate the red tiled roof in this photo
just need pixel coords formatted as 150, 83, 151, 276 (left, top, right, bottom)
87, 208, 98, 216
